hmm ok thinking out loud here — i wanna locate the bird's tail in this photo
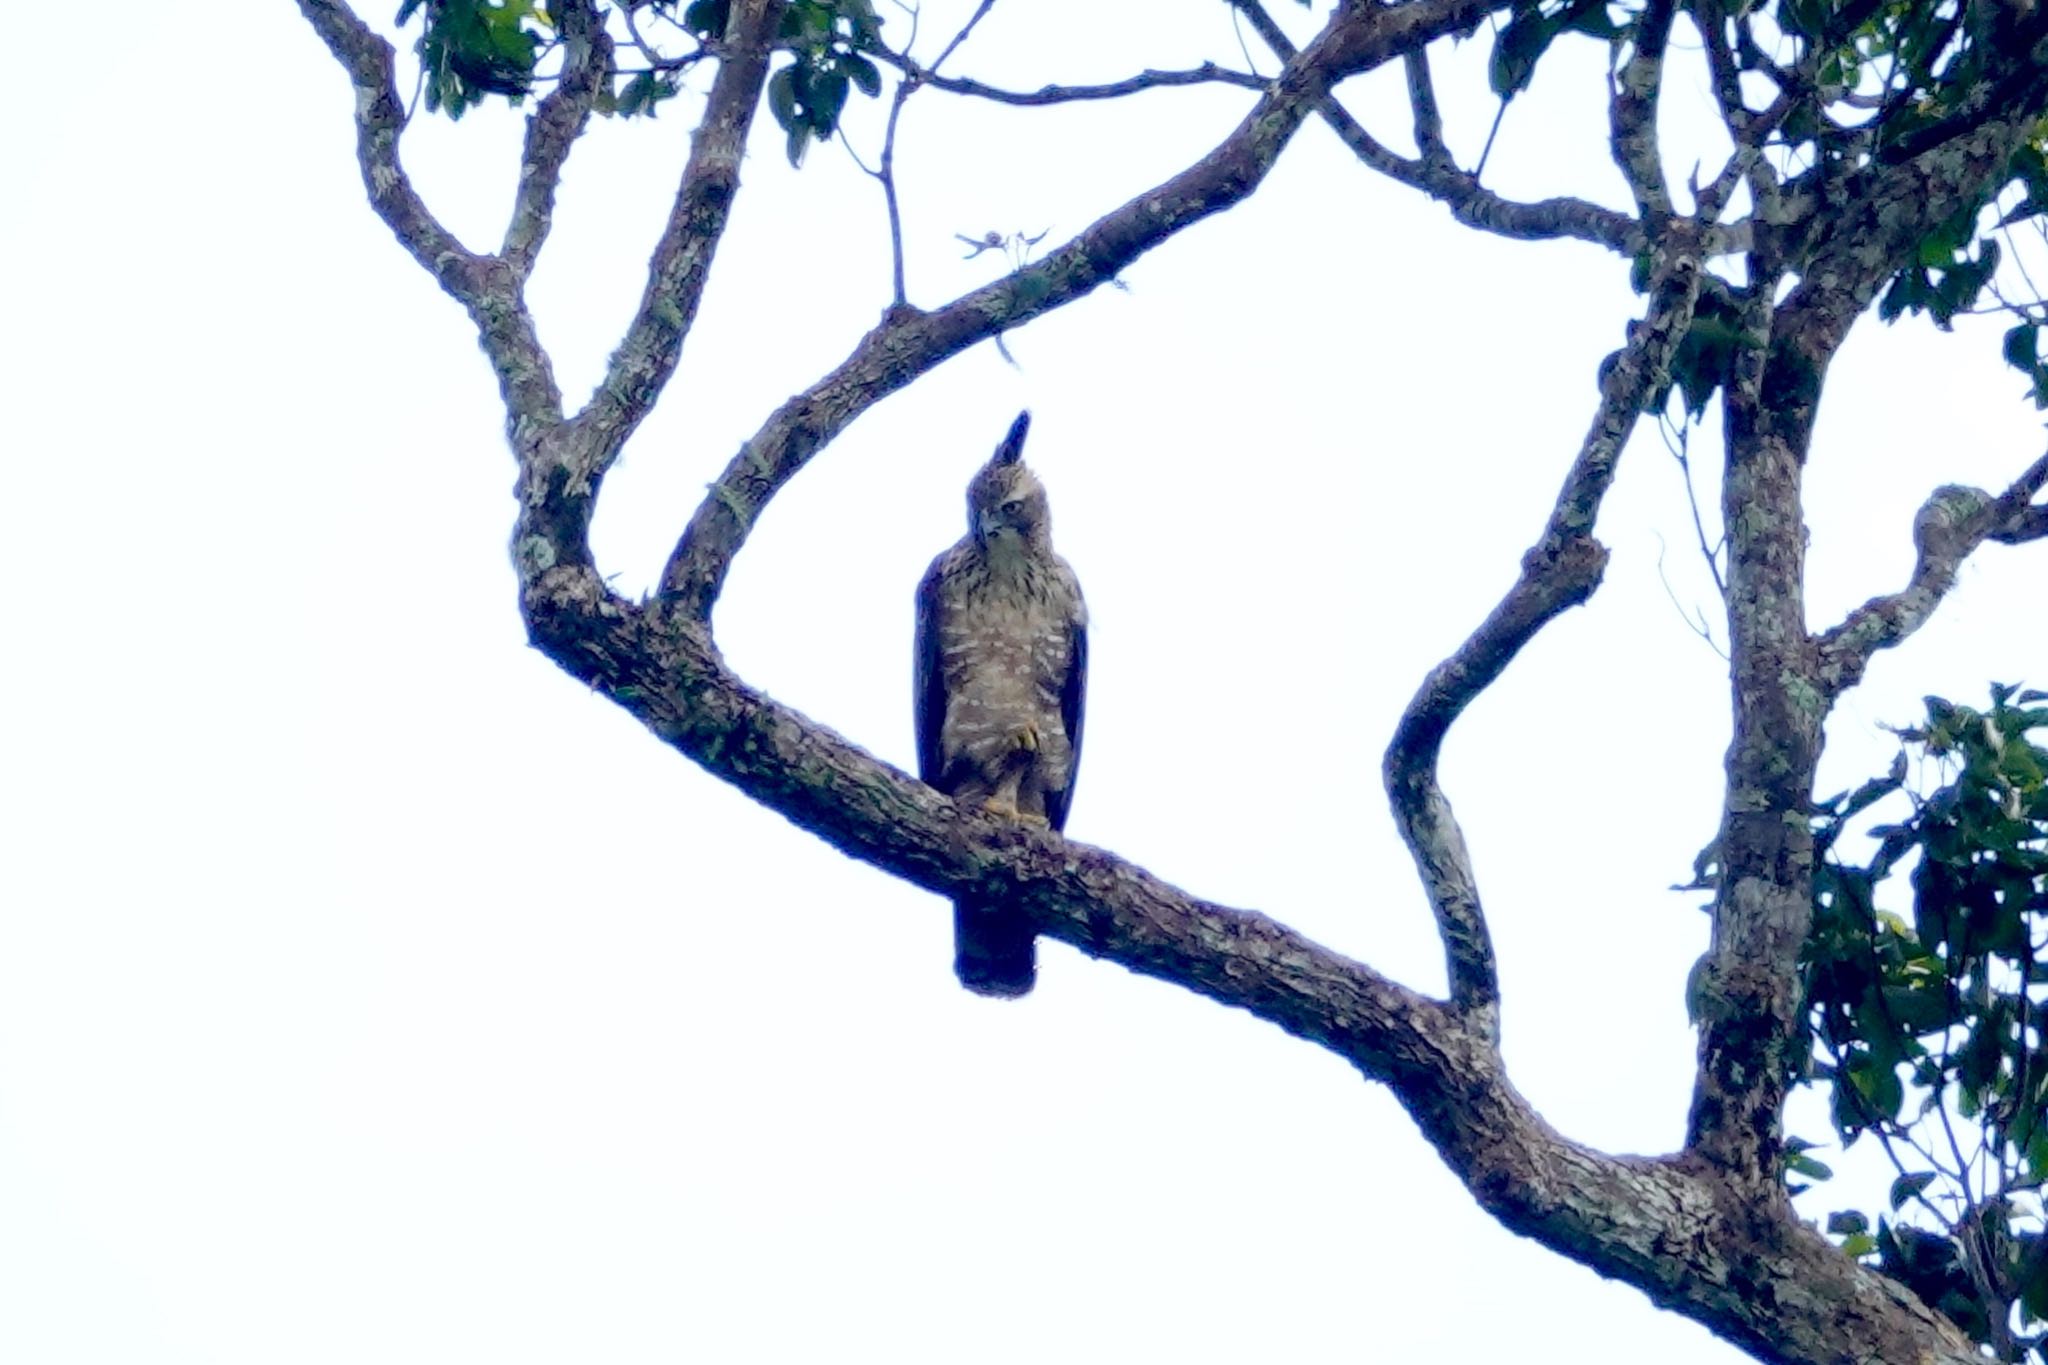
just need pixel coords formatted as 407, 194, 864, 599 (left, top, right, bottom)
954, 899, 1035, 998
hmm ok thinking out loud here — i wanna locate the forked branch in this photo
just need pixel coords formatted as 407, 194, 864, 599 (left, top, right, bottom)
296, 0, 564, 425
1230, 0, 1643, 254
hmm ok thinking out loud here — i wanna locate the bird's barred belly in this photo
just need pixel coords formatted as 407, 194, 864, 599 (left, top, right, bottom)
937, 651, 1071, 774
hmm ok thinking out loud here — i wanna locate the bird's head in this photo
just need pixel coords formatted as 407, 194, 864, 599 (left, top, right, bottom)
967, 411, 1051, 549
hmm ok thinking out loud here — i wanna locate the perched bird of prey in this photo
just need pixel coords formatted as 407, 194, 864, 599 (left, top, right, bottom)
914, 412, 1088, 998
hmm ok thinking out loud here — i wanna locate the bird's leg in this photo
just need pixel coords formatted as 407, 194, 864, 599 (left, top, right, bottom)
980, 771, 1024, 820
981, 725, 1044, 822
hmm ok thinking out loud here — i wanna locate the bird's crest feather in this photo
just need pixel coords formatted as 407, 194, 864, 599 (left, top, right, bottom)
993, 411, 1031, 467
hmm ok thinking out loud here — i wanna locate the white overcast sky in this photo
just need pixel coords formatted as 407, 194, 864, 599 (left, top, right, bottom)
5, 2, 2046, 1361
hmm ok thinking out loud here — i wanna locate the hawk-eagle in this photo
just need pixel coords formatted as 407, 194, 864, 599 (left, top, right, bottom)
914, 412, 1088, 997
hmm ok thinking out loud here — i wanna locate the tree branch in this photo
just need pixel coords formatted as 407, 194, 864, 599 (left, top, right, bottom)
653, 0, 1513, 619
307, 4, 2046, 1358
1685, 92, 2048, 1185
297, 0, 565, 428
1689, 2, 1798, 228
502, 0, 609, 279
519, 456, 1984, 1365
1387, 251, 1704, 1025
1229, 0, 1644, 254
1609, 0, 1676, 230
296, 0, 483, 302
1814, 454, 2048, 697
925, 0, 997, 73
572, 0, 784, 465
871, 53, 1269, 105
1403, 48, 1449, 163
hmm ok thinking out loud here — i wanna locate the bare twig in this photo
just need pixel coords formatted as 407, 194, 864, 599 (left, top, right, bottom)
618, 2, 709, 71
856, 0, 1043, 309
1664, 418, 1728, 598
1653, 535, 1728, 659
877, 79, 914, 306
926, 0, 995, 73
867, 56, 1268, 105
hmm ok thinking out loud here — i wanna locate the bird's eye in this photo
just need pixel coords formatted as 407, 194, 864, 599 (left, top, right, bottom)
1001, 497, 1025, 512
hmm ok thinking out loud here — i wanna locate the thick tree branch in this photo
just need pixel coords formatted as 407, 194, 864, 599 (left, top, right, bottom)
571, 0, 783, 465
1683, 270, 1836, 1185
1814, 454, 2048, 697
305, 4, 2048, 1359
1387, 252, 1704, 1025
519, 486, 1984, 1365
1609, 0, 1676, 230
537, 581, 1459, 1062
502, 0, 609, 278
1687, 84, 2048, 1186
1230, 0, 1642, 254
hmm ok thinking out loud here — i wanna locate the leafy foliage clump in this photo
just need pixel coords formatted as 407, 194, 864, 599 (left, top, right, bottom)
1800, 686, 2048, 1360
399, 0, 547, 117
394, 0, 884, 160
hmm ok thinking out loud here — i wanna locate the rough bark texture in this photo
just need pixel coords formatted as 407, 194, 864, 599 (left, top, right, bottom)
297, 2, 2048, 1362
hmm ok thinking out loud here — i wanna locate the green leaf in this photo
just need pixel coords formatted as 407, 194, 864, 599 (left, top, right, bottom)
616, 71, 657, 118
683, 0, 730, 36
1889, 1171, 1937, 1210
767, 64, 800, 134
2004, 322, 2039, 372
845, 53, 882, 98
1778, 0, 1828, 39
1489, 6, 1556, 98
1847, 1051, 1905, 1125
1786, 1150, 1835, 1181
807, 67, 849, 134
